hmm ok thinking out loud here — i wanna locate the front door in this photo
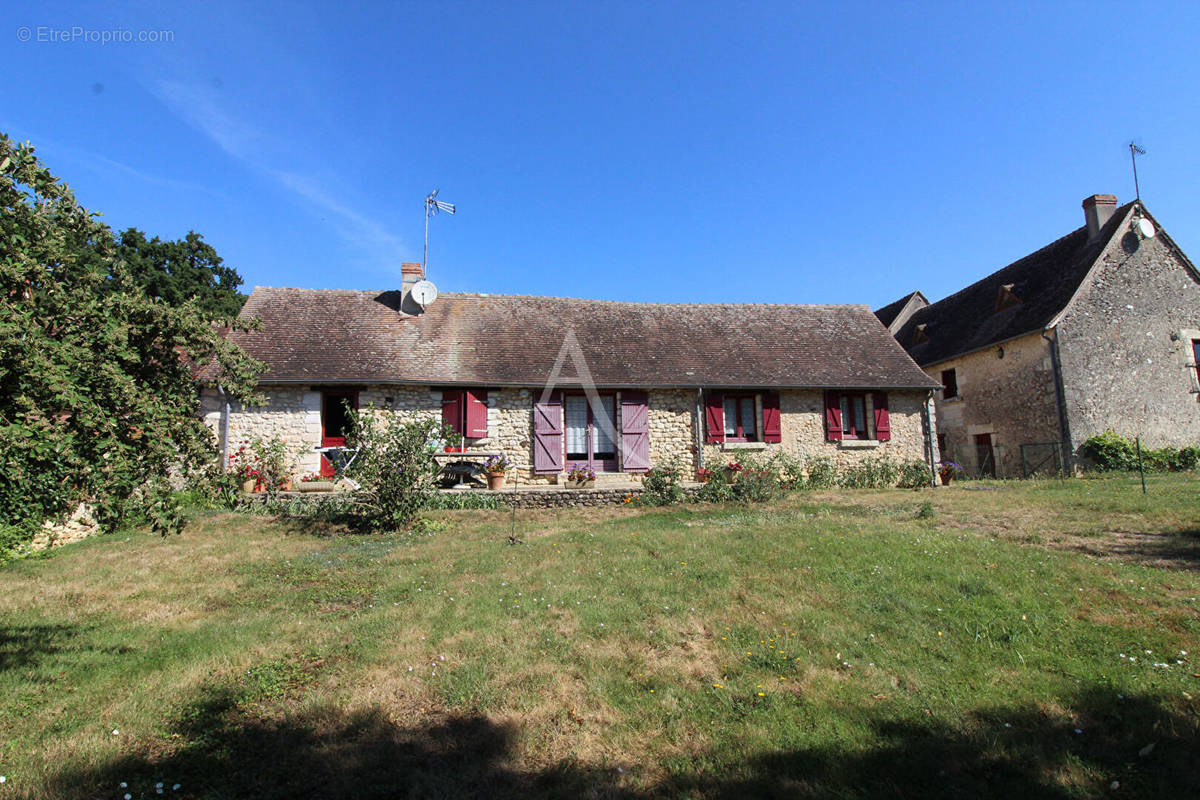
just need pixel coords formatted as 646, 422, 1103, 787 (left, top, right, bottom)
320, 390, 358, 477
974, 433, 996, 478
564, 393, 617, 472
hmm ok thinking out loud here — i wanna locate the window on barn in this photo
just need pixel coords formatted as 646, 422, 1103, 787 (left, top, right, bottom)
941, 368, 958, 399
823, 391, 891, 443
912, 323, 929, 345
723, 394, 758, 441
440, 388, 488, 443
1193, 340, 1200, 386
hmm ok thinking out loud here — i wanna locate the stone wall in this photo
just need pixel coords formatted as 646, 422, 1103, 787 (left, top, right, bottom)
1056, 226, 1200, 453
924, 332, 1060, 478
204, 385, 932, 485
700, 389, 930, 475
29, 504, 99, 552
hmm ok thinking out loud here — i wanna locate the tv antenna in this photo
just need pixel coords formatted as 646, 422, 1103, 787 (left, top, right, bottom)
423, 189, 456, 271
1128, 142, 1146, 202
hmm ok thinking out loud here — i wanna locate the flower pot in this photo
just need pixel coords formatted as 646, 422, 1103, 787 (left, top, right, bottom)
241, 478, 257, 493
569, 479, 596, 489
486, 472, 506, 490
299, 481, 336, 492
939, 472, 952, 486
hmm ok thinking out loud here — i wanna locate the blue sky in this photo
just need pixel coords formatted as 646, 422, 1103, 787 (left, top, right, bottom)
4, 1, 1199, 308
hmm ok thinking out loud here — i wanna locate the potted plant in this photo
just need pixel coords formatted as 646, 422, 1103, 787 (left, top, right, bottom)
723, 460, 743, 484
694, 467, 713, 483
937, 461, 962, 486
483, 454, 510, 490
566, 466, 596, 488
298, 472, 337, 492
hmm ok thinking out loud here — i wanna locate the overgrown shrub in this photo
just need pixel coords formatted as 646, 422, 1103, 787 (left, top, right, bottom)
344, 409, 455, 531
1081, 430, 1139, 471
804, 457, 837, 489
640, 460, 685, 506
1082, 430, 1200, 473
839, 456, 899, 489
898, 459, 933, 489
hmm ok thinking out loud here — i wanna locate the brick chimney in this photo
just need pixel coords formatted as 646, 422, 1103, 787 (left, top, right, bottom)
401, 262, 424, 293
1082, 194, 1117, 240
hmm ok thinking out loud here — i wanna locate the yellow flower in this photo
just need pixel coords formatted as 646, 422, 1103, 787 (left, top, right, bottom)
757, 692, 765, 697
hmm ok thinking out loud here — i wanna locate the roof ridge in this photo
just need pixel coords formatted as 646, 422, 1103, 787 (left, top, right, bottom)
247, 286, 869, 310
920, 201, 1134, 313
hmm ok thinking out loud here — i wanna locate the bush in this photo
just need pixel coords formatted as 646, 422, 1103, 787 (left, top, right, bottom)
839, 457, 899, 489
1082, 430, 1200, 473
344, 409, 456, 531
898, 459, 933, 489
804, 457, 837, 489
640, 460, 685, 506
1081, 430, 1138, 471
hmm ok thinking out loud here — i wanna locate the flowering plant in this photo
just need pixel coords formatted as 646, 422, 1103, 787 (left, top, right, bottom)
937, 461, 963, 478
567, 466, 596, 482
300, 472, 329, 483
483, 454, 510, 474
724, 460, 743, 473
694, 467, 714, 483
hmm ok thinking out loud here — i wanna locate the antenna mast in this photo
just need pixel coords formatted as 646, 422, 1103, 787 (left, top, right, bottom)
423, 189, 457, 272
1128, 142, 1146, 202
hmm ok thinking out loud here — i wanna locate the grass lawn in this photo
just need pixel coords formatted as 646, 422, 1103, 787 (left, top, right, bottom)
1, 474, 1198, 799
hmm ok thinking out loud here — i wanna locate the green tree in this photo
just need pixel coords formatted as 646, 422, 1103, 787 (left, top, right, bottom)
0, 133, 263, 552
115, 227, 247, 318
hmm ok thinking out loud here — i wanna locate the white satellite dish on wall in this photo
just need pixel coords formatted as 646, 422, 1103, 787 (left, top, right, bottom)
410, 279, 439, 307
1136, 218, 1156, 238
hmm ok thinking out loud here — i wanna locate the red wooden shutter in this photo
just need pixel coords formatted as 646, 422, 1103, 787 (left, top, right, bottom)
620, 391, 651, 472
441, 389, 464, 434
762, 392, 781, 443
465, 389, 488, 438
705, 392, 725, 443
824, 391, 843, 442
872, 391, 890, 441
532, 392, 564, 474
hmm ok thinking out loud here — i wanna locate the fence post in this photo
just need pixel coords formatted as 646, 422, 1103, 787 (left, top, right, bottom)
1136, 436, 1146, 495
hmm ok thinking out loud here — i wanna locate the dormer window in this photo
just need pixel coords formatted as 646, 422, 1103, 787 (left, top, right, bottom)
912, 323, 929, 345
995, 283, 1021, 312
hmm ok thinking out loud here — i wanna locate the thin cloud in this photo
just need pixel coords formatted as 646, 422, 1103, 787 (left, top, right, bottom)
148, 79, 407, 272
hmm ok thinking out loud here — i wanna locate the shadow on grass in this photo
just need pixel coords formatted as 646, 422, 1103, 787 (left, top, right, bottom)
1067, 527, 1200, 570
44, 684, 1198, 799
0, 622, 101, 671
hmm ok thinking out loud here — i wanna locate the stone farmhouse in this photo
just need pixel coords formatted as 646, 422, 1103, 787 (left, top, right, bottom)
877, 195, 1200, 477
201, 263, 940, 484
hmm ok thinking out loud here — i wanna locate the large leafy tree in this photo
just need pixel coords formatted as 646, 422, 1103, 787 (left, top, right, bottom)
0, 133, 262, 548
115, 227, 247, 318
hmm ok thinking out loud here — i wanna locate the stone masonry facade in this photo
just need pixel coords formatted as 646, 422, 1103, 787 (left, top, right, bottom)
202, 386, 932, 485
1056, 230, 1200, 451
925, 332, 1060, 478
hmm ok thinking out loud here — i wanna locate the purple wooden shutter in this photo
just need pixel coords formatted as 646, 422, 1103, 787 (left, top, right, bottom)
872, 391, 891, 441
532, 393, 564, 474
441, 389, 464, 434
824, 391, 843, 442
705, 393, 725, 443
762, 392, 781, 443
465, 389, 488, 438
620, 391, 650, 472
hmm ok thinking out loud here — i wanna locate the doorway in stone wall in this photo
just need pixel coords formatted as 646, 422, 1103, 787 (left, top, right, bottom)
974, 433, 996, 478
320, 390, 358, 477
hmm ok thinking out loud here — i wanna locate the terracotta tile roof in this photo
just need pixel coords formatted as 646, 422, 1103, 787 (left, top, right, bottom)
892, 202, 1135, 366
213, 289, 938, 389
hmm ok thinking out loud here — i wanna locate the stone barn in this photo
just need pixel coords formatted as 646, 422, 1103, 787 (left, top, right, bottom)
878, 195, 1200, 476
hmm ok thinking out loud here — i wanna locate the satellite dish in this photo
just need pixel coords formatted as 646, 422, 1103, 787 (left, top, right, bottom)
410, 279, 438, 307
1137, 218, 1156, 238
